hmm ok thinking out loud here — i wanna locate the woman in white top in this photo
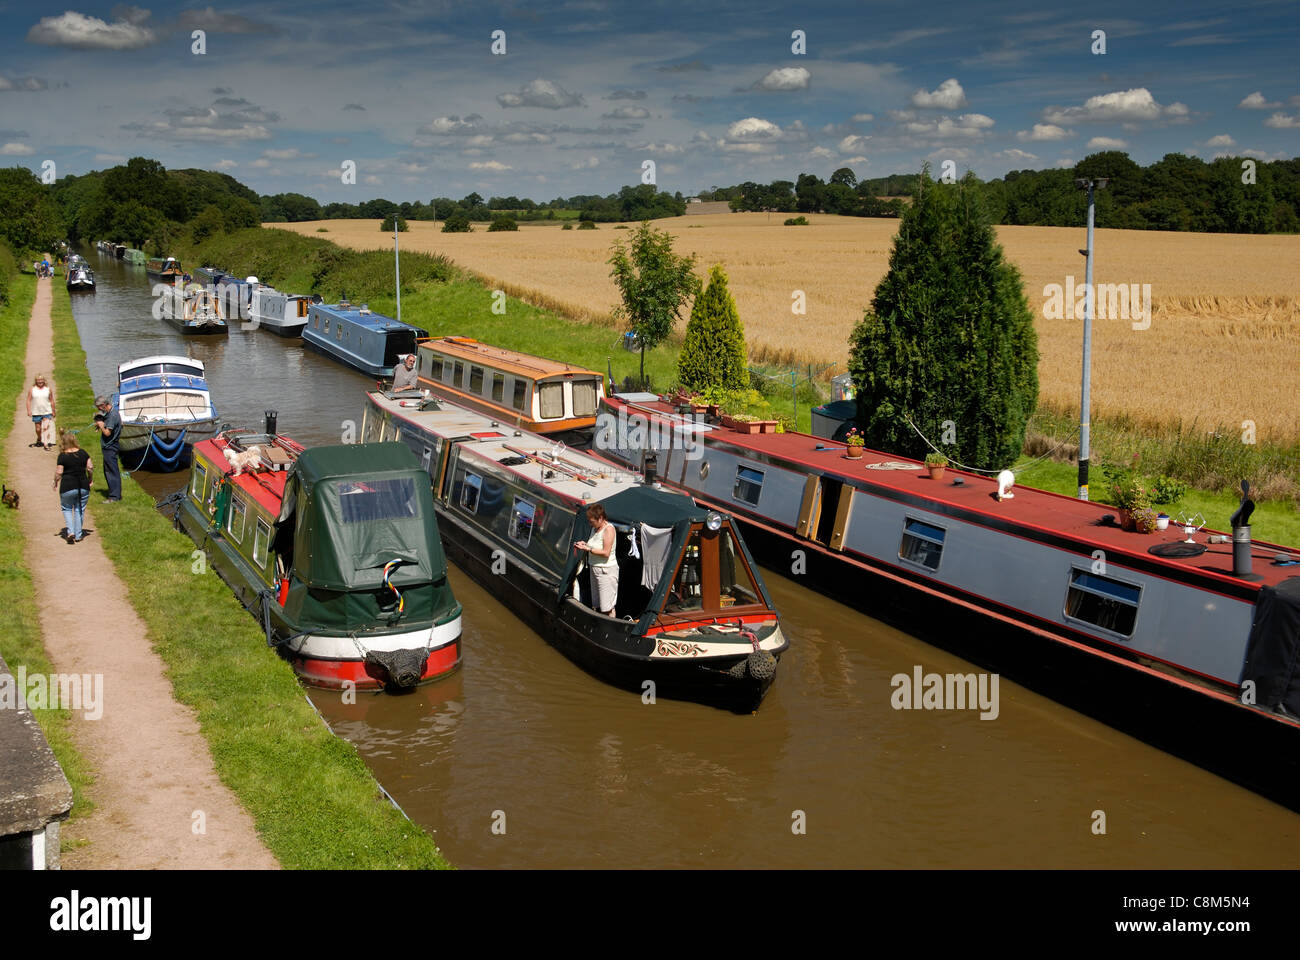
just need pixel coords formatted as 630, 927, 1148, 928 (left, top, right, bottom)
26, 373, 56, 450
576, 503, 619, 617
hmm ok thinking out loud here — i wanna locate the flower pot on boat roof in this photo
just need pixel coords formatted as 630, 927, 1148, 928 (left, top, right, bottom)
925, 452, 948, 480
845, 427, 866, 459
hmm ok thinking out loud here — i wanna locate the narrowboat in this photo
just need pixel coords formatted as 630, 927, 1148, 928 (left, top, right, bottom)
113, 244, 127, 259
415, 337, 605, 436
595, 393, 1300, 807
96, 240, 114, 255
66, 260, 95, 292
146, 256, 184, 282
191, 265, 229, 286
159, 281, 228, 335
177, 423, 463, 690
114, 355, 219, 470
122, 248, 146, 265
304, 300, 428, 378
249, 283, 318, 337
361, 388, 788, 710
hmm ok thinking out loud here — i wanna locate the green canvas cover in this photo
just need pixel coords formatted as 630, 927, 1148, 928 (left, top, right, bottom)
282, 443, 447, 591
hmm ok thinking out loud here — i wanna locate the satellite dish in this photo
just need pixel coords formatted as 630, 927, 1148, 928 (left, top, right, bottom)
996, 469, 1016, 501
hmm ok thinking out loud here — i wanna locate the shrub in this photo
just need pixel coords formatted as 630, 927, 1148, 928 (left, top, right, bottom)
577, 220, 597, 230
561, 222, 573, 230
784, 216, 809, 226
316, 228, 329, 232
1151, 474, 1188, 505
487, 216, 518, 232
441, 213, 472, 233
380, 215, 408, 232
677, 263, 748, 393
614, 224, 629, 229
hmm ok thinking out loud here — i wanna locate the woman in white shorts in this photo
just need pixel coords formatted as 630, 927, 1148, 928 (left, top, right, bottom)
577, 503, 619, 617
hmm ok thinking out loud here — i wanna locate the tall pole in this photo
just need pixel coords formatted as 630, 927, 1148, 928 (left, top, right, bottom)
394, 216, 401, 326
1078, 181, 1095, 500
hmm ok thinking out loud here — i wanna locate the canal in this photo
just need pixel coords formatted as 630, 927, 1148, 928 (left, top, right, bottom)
70, 249, 1300, 868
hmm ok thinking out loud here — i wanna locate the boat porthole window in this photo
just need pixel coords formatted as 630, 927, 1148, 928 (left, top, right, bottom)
509, 497, 536, 546
512, 379, 527, 412
733, 465, 764, 506
421, 446, 433, 471
253, 518, 271, 568
228, 496, 247, 544
324, 318, 330, 334
899, 517, 945, 571
699, 460, 710, 480
1065, 568, 1141, 638
470, 366, 484, 395
461, 472, 482, 514
191, 464, 207, 500
491, 373, 505, 404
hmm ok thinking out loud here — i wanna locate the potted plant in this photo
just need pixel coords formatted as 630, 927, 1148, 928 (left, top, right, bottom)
1110, 473, 1152, 531
1132, 507, 1160, 535
925, 452, 948, 480
845, 427, 865, 459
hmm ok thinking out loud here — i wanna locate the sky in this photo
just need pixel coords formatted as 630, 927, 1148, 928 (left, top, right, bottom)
1, 0, 1297, 203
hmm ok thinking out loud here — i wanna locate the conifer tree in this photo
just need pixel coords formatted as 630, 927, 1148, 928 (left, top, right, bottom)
848, 167, 1039, 468
677, 263, 748, 392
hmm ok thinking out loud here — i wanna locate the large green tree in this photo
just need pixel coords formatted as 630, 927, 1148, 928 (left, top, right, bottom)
608, 221, 699, 387
677, 264, 748, 392
848, 167, 1039, 469
0, 166, 63, 253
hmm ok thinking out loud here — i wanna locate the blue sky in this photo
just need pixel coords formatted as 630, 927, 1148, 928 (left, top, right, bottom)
1, 0, 1297, 202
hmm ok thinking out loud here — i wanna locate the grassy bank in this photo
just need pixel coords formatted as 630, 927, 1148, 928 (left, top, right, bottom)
51, 283, 450, 869
0, 271, 97, 835
174, 228, 815, 431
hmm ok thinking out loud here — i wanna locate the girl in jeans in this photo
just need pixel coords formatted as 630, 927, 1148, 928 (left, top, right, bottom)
54, 430, 93, 543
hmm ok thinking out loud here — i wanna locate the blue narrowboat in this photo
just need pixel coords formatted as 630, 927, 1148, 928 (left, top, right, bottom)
302, 300, 428, 377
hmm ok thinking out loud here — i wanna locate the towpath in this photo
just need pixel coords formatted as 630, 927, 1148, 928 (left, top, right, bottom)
7, 276, 278, 868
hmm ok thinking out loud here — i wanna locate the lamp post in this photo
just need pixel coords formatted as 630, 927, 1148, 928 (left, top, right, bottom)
1074, 177, 1108, 500
393, 214, 401, 326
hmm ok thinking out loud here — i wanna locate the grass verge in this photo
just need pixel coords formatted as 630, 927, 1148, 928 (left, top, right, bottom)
51, 282, 450, 869
0, 271, 97, 836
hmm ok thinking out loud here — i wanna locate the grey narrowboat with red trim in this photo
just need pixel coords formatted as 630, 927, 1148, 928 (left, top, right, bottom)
595, 392, 1300, 808
176, 421, 463, 691
362, 388, 788, 711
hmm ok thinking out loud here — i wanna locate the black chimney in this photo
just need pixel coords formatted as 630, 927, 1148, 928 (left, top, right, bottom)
642, 451, 658, 486
265, 409, 278, 437
1230, 480, 1261, 581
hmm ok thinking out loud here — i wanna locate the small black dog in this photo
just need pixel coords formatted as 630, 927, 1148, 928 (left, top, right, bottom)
2, 484, 18, 509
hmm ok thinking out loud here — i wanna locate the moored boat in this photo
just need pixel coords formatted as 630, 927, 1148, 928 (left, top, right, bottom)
66, 261, 95, 291
114, 355, 219, 469
122, 248, 146, 265
304, 300, 428, 377
595, 392, 1300, 805
415, 337, 605, 435
160, 281, 228, 335
146, 256, 184, 282
113, 244, 127, 259
361, 388, 788, 710
249, 282, 318, 337
176, 424, 463, 690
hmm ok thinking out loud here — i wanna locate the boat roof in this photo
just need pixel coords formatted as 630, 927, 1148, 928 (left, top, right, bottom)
194, 433, 303, 516
311, 302, 427, 335
118, 355, 205, 374
607, 394, 1300, 593
371, 390, 644, 508
420, 337, 601, 381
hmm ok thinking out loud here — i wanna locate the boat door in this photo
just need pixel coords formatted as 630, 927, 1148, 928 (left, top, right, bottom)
794, 474, 853, 550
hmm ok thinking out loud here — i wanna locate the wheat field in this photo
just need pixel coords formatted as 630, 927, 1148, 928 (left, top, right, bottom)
269, 214, 1300, 440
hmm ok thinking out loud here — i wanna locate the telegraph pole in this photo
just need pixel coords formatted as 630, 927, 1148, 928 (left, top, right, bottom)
1075, 177, 1107, 500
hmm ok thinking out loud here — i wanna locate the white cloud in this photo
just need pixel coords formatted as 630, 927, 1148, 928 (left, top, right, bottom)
997, 148, 1039, 163
27, 10, 156, 49
93, 152, 127, 165
903, 113, 993, 139
850, 113, 874, 122
603, 106, 649, 119
1238, 91, 1281, 110
727, 117, 782, 140
755, 67, 811, 91
1205, 134, 1235, 147
263, 148, 314, 160
1087, 136, 1128, 149
0, 76, 48, 92
911, 78, 966, 109
838, 134, 870, 152
212, 159, 238, 170
1043, 88, 1184, 125
570, 156, 600, 170
1017, 123, 1072, 141
122, 97, 279, 142
422, 115, 483, 135
0, 142, 35, 156
1264, 113, 1300, 129
469, 160, 512, 171
809, 146, 833, 159
497, 79, 584, 109
249, 158, 271, 168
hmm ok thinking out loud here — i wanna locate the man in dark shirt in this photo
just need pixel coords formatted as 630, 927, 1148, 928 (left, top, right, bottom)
94, 395, 122, 501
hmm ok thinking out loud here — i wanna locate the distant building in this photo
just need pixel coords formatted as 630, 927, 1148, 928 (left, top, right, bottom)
687, 197, 703, 203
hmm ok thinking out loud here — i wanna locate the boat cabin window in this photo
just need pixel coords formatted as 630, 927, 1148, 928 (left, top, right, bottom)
470, 365, 484, 394
663, 524, 766, 616
253, 518, 271, 568
539, 382, 564, 420
512, 379, 527, 411
335, 477, 418, 523
298, 299, 310, 318
323, 317, 330, 334
122, 361, 203, 379
491, 373, 505, 404
509, 497, 535, 546
461, 472, 481, 513
573, 379, 598, 418
454, 361, 466, 389
733, 466, 764, 506
337, 322, 344, 340
427, 355, 443, 381
719, 526, 762, 607
1065, 569, 1140, 638
228, 496, 247, 543
191, 463, 207, 501
899, 517, 945, 571
384, 332, 418, 368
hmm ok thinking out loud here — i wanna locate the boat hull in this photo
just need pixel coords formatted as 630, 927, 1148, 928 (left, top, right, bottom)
177, 498, 462, 691
257, 318, 307, 338
162, 314, 228, 335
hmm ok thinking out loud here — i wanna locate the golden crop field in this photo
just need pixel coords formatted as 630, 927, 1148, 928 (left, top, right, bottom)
269, 214, 1300, 440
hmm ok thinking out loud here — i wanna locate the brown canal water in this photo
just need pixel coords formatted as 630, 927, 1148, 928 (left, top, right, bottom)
71, 251, 1300, 868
